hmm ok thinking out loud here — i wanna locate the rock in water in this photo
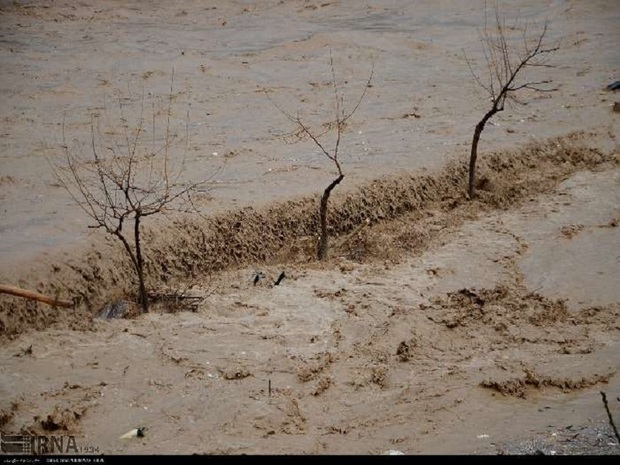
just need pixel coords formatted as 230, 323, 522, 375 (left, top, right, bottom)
606, 81, 620, 91
98, 299, 127, 319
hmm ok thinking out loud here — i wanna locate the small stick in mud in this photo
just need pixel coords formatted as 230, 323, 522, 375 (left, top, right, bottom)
268, 379, 272, 398
274, 272, 286, 286
0, 284, 73, 308
600, 391, 620, 444
253, 271, 265, 286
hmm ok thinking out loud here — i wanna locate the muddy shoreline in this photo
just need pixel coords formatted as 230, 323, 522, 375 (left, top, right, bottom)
0, 132, 615, 338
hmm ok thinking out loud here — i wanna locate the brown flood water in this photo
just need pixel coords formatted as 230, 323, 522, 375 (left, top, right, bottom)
0, 0, 619, 456
0, 0, 618, 267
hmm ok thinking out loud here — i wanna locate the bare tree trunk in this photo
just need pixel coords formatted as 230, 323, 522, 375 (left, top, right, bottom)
115, 220, 149, 313
318, 174, 344, 260
468, 108, 499, 199
134, 213, 148, 313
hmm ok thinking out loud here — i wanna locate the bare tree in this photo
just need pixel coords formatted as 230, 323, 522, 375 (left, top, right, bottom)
465, 3, 559, 198
54, 74, 211, 313
270, 52, 373, 260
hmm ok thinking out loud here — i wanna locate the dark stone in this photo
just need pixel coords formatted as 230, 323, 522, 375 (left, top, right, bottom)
98, 299, 127, 319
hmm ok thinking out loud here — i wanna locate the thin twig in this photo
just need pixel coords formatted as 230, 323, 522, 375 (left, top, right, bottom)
600, 391, 620, 444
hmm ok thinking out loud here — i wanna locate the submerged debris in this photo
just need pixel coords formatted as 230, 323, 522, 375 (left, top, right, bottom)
606, 81, 620, 91
253, 271, 265, 286
274, 271, 286, 286
97, 299, 127, 319
119, 427, 146, 439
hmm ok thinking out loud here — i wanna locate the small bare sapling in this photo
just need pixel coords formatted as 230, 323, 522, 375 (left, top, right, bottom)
270, 51, 373, 260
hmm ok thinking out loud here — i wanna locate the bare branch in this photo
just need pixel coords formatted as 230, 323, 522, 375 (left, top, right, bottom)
509, 80, 558, 92
294, 115, 334, 162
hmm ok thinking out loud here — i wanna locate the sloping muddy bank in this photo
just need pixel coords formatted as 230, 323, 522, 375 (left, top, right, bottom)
0, 158, 618, 455
0, 132, 616, 340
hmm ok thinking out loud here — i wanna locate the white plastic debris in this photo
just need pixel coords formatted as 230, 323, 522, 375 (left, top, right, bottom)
382, 450, 404, 455
119, 427, 146, 439
477, 434, 490, 439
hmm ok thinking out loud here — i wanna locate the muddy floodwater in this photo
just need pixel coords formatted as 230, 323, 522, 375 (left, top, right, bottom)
1, 0, 618, 266
0, 0, 619, 456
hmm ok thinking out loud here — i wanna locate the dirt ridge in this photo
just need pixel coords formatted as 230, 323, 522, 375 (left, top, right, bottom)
0, 132, 615, 340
